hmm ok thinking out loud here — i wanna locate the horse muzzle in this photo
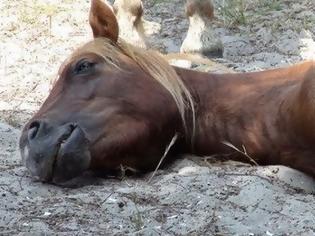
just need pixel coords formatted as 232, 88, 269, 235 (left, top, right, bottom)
19, 120, 91, 183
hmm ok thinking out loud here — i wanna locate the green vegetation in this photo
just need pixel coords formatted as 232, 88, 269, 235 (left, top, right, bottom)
152, 0, 167, 4
260, 0, 282, 11
218, 0, 248, 27
218, 0, 283, 27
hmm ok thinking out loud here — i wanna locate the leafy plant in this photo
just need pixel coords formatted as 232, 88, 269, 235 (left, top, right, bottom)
218, 0, 248, 27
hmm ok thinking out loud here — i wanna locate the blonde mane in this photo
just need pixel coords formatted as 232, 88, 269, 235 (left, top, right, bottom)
72, 38, 196, 142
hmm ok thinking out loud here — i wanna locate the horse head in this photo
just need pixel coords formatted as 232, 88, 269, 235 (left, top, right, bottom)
19, 0, 194, 183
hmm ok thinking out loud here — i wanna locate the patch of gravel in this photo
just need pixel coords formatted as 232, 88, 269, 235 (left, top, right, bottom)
1, 0, 315, 234
0, 122, 315, 235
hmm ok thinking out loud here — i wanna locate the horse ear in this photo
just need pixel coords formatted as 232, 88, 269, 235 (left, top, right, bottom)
89, 0, 119, 42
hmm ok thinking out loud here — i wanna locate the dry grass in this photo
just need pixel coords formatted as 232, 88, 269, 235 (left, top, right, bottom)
222, 141, 258, 166
130, 202, 144, 232
16, 0, 77, 36
147, 133, 179, 183
18, 1, 62, 24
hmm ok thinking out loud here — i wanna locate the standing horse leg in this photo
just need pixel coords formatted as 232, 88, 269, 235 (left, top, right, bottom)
113, 0, 147, 48
180, 0, 223, 57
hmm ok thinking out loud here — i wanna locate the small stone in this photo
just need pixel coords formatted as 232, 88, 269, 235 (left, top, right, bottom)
43, 211, 52, 217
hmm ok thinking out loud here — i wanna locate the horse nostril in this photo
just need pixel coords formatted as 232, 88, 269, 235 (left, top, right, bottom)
28, 121, 41, 140
69, 123, 77, 132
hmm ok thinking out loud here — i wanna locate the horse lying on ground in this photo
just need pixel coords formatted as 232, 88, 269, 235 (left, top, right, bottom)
19, 0, 315, 183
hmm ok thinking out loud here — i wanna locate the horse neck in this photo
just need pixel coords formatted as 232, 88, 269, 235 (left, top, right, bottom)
173, 61, 315, 154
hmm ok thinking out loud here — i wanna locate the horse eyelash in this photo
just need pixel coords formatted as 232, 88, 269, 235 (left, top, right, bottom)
74, 60, 95, 75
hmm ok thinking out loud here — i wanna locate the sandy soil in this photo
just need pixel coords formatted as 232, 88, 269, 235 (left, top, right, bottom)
1, 0, 315, 235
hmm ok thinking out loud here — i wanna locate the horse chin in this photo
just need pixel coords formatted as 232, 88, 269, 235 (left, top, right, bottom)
21, 124, 91, 184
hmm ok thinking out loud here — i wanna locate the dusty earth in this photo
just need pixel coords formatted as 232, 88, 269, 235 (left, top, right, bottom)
1, 0, 315, 235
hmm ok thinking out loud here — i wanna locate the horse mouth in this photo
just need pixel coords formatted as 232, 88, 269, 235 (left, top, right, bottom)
22, 122, 91, 184
46, 125, 79, 183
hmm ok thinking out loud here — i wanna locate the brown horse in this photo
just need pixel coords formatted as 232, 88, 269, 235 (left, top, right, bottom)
20, 0, 315, 183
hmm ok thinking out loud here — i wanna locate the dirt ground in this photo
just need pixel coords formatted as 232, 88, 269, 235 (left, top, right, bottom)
1, 0, 315, 235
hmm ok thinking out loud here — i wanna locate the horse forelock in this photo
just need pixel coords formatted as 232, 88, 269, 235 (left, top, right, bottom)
71, 37, 196, 143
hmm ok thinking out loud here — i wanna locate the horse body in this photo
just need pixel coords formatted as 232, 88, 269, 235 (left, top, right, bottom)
19, 0, 315, 183
176, 62, 315, 176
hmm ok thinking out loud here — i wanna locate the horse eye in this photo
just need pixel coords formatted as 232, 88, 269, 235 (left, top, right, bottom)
74, 60, 95, 75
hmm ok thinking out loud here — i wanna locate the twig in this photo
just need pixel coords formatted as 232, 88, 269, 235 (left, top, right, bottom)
49, 15, 52, 37
222, 141, 258, 166
18, 171, 27, 191
119, 164, 138, 181
100, 192, 114, 205
147, 133, 178, 183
